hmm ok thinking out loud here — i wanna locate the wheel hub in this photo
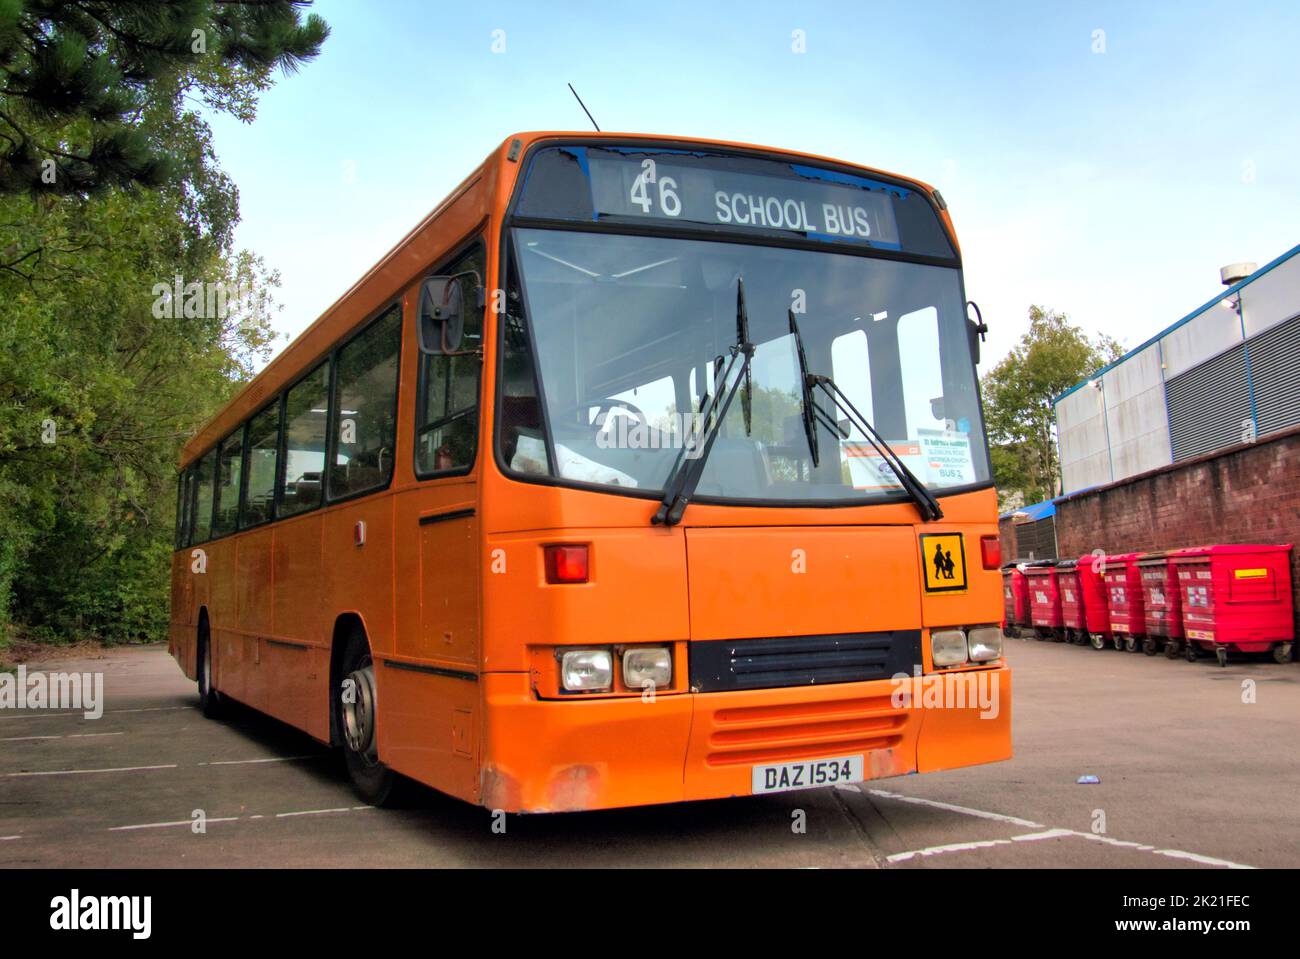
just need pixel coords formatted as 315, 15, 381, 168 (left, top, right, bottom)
342, 664, 378, 762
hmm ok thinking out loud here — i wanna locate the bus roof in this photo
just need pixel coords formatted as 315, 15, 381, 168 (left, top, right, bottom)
179, 131, 954, 468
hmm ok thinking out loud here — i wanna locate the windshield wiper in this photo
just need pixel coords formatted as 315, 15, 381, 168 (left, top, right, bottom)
807, 372, 943, 522
652, 278, 755, 526
787, 309, 848, 467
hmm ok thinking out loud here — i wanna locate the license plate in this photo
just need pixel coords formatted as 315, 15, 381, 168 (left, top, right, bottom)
751, 755, 865, 795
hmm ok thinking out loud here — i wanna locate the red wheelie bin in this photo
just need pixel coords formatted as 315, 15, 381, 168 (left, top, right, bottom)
1001, 563, 1030, 638
1075, 553, 1113, 650
1024, 561, 1065, 641
1103, 552, 1146, 652
1171, 544, 1295, 666
1056, 559, 1089, 645
1137, 550, 1183, 657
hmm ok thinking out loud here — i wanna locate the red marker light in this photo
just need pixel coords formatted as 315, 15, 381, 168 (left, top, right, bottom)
980, 535, 1001, 570
544, 544, 589, 584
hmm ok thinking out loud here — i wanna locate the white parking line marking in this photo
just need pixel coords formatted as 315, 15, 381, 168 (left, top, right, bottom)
4, 764, 177, 777
886, 827, 1081, 863
109, 817, 240, 832
863, 790, 1256, 869
0, 706, 194, 721
864, 788, 1045, 829
0, 732, 125, 742
107, 806, 375, 833
275, 807, 354, 818
888, 838, 1012, 862
1, 835, 21, 841
198, 756, 312, 766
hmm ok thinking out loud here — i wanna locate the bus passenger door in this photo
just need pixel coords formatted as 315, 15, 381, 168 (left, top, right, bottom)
383, 242, 486, 804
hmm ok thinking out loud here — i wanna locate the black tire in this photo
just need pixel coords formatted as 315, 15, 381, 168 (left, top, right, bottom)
1089, 632, 1107, 650
1185, 642, 1199, 662
1273, 643, 1293, 665
1164, 639, 1183, 659
196, 619, 224, 719
1142, 637, 1159, 656
336, 628, 400, 806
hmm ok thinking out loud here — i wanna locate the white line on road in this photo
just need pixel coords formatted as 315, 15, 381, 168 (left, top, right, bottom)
275, 807, 354, 818
0, 706, 194, 721
109, 817, 241, 832
1, 732, 126, 742
107, 806, 375, 832
863, 787, 1045, 829
860, 789, 1255, 869
1, 835, 21, 841
4, 763, 178, 777
886, 827, 1079, 863
198, 756, 313, 766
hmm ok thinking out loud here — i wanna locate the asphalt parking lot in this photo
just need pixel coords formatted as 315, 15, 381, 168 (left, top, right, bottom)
2, 637, 1297, 868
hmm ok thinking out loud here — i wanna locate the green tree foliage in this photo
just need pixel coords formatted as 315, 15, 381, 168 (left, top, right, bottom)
0, 0, 328, 195
0, 3, 328, 650
980, 306, 1123, 508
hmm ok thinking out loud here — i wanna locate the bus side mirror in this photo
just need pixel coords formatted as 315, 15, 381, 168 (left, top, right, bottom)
419, 276, 466, 354
966, 300, 988, 365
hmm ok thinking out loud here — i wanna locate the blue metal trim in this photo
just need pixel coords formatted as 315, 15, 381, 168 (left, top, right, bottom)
1053, 242, 1300, 406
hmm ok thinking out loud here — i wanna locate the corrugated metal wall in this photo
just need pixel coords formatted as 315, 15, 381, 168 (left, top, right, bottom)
1166, 343, 1253, 460
1249, 313, 1300, 436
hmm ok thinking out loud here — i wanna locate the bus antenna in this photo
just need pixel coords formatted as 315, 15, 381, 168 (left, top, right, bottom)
567, 83, 600, 132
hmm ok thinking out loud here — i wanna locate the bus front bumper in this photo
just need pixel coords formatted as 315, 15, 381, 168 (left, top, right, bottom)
479, 666, 1011, 813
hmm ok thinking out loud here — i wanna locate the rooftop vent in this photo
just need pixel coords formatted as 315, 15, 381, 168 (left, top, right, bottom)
1220, 262, 1257, 286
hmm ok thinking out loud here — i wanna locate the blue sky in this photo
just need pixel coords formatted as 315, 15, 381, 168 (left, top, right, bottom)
208, 0, 1300, 370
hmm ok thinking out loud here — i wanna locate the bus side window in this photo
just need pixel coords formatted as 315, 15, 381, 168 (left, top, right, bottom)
192, 449, 217, 543
278, 361, 330, 518
241, 401, 281, 527
499, 264, 548, 475
417, 244, 486, 476
212, 427, 245, 538
330, 304, 402, 499
175, 468, 192, 549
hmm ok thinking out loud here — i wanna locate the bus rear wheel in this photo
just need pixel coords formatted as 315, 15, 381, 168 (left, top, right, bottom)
1089, 633, 1107, 650
1164, 639, 1182, 659
197, 621, 223, 719
337, 631, 400, 806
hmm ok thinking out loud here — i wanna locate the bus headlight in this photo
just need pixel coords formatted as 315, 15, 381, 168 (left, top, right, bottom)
931, 629, 969, 667
560, 649, 613, 692
622, 647, 672, 689
968, 626, 1003, 662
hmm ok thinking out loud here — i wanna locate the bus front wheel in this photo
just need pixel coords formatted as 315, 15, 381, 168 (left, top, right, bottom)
337, 631, 399, 806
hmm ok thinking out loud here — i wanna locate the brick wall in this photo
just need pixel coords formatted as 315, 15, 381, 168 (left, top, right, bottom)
1054, 423, 1300, 633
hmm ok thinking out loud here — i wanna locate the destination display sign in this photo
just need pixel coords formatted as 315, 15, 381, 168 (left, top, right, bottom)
587, 154, 900, 247
513, 145, 956, 257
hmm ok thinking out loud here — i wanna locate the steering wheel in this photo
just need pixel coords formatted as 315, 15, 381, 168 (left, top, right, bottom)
563, 397, 650, 437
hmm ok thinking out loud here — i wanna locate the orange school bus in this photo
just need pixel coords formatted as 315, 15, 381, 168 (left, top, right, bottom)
169, 131, 1010, 813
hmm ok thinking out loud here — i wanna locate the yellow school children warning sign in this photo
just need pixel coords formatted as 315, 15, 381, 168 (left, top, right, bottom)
920, 533, 967, 592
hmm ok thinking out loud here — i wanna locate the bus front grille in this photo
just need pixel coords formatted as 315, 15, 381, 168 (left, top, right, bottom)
688, 629, 923, 694
703, 693, 909, 767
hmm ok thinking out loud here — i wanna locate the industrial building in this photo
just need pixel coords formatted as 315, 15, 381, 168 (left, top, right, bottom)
1054, 244, 1300, 495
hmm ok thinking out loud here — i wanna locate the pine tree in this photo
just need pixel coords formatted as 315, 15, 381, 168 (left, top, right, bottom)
0, 0, 329, 196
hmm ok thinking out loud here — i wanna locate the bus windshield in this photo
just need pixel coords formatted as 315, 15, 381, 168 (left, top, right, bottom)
503, 227, 990, 504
